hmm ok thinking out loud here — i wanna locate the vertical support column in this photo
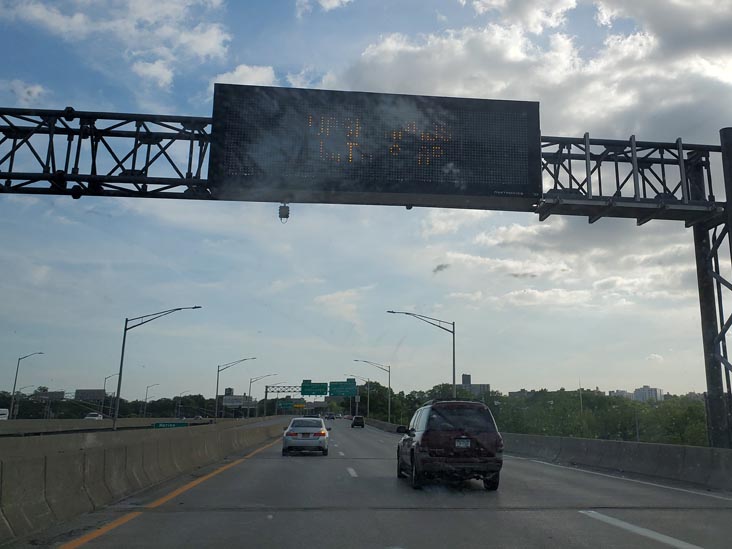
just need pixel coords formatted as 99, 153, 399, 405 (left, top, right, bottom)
720, 127, 732, 439
691, 149, 730, 448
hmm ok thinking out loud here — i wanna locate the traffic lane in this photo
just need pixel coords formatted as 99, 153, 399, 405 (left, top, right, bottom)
30, 421, 732, 548
56, 509, 700, 548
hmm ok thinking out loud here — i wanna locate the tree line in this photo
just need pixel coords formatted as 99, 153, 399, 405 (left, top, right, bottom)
0, 384, 708, 447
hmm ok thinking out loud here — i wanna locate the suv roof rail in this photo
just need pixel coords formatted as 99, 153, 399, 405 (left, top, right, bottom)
422, 398, 486, 406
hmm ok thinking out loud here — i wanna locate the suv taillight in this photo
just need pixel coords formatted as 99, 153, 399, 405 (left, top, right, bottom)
497, 436, 504, 452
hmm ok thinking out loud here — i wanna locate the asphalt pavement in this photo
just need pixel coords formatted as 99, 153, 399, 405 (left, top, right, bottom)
20, 419, 732, 548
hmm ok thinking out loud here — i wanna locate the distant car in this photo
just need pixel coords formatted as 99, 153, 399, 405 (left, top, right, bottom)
326, 413, 335, 420
396, 400, 503, 490
83, 412, 104, 420
0, 408, 9, 421
193, 415, 203, 420
336, 413, 342, 419
351, 415, 365, 428
282, 417, 330, 456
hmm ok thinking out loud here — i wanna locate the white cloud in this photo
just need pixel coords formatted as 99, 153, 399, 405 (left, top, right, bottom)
132, 60, 174, 88
0, 79, 48, 106
0, 0, 230, 93
296, 0, 312, 18
448, 290, 483, 302
211, 64, 278, 91
421, 210, 493, 238
646, 353, 665, 363
447, 251, 571, 279
323, 7, 732, 141
499, 288, 592, 307
296, 0, 352, 18
471, 0, 577, 33
318, 0, 353, 10
313, 285, 372, 327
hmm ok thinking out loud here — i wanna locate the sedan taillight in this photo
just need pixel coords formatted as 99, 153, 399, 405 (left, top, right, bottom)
313, 430, 327, 437
285, 431, 298, 437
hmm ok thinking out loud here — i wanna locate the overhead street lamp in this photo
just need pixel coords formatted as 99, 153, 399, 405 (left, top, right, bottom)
250, 374, 277, 417
10, 352, 43, 420
215, 357, 256, 421
177, 390, 191, 419
113, 305, 201, 430
388, 310, 456, 398
13, 385, 33, 419
346, 373, 370, 418
143, 383, 159, 417
101, 373, 119, 416
354, 359, 391, 424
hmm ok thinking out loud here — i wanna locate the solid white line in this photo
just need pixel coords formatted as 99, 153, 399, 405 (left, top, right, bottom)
522, 458, 732, 502
347, 467, 358, 478
334, 444, 339, 447
579, 511, 703, 549
338, 451, 345, 456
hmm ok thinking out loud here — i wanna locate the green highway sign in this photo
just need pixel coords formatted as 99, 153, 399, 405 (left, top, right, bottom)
329, 379, 357, 397
301, 380, 328, 396
278, 401, 293, 409
153, 422, 187, 429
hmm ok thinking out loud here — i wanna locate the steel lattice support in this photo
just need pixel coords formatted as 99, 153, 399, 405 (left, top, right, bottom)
0, 107, 211, 199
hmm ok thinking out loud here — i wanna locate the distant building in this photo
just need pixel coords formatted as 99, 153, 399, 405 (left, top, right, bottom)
609, 390, 633, 399
684, 392, 705, 401
508, 389, 531, 398
459, 374, 490, 399
633, 385, 664, 402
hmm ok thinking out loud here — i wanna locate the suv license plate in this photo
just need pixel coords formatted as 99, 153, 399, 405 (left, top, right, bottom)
455, 439, 470, 448
302, 433, 310, 438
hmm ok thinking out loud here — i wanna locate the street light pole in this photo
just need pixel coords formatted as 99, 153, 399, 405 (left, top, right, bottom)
214, 357, 256, 421
177, 390, 191, 418
249, 374, 277, 417
347, 374, 370, 418
10, 352, 43, 420
144, 383, 159, 417
388, 310, 456, 398
101, 373, 119, 416
354, 360, 391, 423
113, 305, 201, 430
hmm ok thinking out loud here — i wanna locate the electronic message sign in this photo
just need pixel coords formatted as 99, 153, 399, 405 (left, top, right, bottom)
209, 84, 541, 209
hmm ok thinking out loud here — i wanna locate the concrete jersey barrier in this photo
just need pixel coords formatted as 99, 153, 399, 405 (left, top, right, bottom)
0, 416, 291, 546
364, 419, 732, 494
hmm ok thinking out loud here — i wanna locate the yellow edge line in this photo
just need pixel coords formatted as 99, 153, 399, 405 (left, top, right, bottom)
60, 438, 280, 548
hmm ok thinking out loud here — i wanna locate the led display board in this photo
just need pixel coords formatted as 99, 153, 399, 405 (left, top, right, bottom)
209, 84, 541, 209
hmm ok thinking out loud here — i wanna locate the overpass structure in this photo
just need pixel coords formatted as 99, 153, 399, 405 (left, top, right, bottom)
1, 97, 732, 447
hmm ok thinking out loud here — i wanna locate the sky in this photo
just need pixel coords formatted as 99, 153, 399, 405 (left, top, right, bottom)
2, 0, 732, 402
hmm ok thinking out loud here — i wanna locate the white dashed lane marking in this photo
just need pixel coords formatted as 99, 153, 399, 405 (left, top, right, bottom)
347, 467, 358, 478
579, 511, 702, 549
338, 451, 345, 456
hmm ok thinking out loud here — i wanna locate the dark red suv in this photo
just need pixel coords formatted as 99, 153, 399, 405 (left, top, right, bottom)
396, 400, 503, 490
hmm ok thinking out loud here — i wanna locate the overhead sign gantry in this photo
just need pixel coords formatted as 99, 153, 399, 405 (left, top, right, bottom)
1, 87, 731, 447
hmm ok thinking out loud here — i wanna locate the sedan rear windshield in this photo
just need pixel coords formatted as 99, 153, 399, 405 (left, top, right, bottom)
291, 419, 323, 428
427, 406, 497, 432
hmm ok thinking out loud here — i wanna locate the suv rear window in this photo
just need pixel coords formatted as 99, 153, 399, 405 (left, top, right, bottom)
427, 406, 497, 432
291, 419, 323, 428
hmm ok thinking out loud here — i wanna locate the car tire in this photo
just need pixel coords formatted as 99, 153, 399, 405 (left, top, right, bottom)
322, 448, 329, 456
397, 452, 407, 478
282, 449, 288, 456
410, 457, 423, 489
483, 472, 500, 491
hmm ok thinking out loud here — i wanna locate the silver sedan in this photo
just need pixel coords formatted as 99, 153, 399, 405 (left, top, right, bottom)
282, 418, 330, 455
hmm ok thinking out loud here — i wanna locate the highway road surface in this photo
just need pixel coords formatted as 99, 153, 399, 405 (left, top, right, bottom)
18, 420, 732, 548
